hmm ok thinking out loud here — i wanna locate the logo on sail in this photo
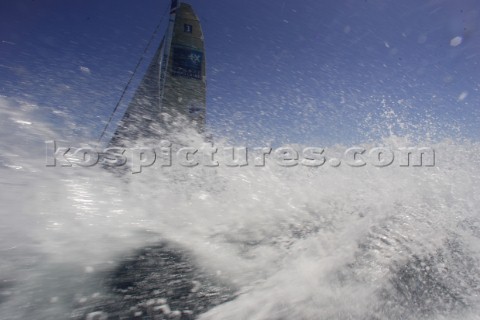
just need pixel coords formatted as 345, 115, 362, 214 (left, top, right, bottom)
172, 47, 203, 80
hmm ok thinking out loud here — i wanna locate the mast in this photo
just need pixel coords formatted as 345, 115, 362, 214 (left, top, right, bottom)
158, 0, 179, 111
108, 0, 206, 147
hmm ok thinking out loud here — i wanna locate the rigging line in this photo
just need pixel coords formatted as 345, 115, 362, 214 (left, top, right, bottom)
97, 4, 170, 144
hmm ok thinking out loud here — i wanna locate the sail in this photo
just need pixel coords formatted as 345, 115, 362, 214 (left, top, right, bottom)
162, 2, 206, 133
108, 38, 164, 147
109, 1, 206, 147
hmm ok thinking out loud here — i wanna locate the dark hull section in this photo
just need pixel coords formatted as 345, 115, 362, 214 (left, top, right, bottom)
71, 243, 235, 320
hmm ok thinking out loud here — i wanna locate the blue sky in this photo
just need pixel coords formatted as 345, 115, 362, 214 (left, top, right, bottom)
1, 0, 479, 146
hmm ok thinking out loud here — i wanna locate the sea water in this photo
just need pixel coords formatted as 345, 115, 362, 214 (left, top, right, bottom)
0, 96, 479, 319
